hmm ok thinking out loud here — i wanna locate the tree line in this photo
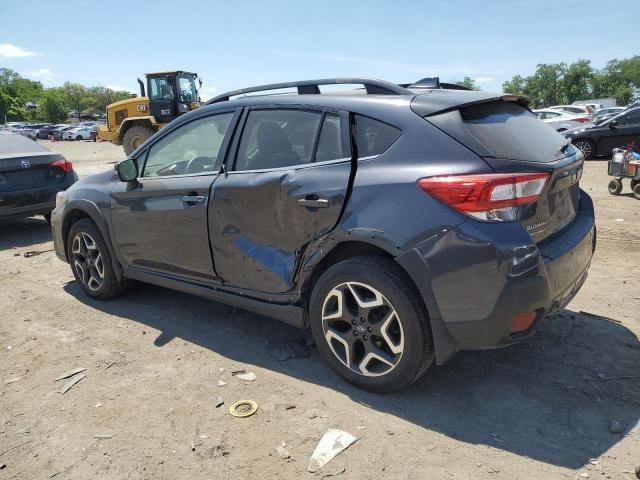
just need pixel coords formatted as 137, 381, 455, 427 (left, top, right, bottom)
0, 67, 132, 124
501, 56, 640, 108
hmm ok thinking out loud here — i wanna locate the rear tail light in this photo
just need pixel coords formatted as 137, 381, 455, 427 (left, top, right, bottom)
49, 158, 73, 172
573, 118, 590, 123
418, 173, 549, 222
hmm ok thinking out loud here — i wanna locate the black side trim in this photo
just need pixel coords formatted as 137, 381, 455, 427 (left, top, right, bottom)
124, 268, 307, 329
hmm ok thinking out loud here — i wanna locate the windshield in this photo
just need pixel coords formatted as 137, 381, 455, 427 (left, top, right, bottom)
177, 75, 197, 103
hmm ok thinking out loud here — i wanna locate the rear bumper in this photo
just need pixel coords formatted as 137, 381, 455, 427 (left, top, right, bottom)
0, 174, 76, 221
397, 189, 595, 362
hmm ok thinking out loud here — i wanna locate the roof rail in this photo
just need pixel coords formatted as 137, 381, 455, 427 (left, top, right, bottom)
206, 78, 412, 104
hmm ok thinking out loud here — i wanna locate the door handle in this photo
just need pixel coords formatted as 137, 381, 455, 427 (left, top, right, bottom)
297, 197, 329, 208
181, 195, 206, 205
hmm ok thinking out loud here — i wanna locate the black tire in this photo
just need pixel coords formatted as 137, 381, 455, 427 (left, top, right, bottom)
574, 139, 596, 160
43, 212, 51, 225
122, 125, 155, 155
75, 135, 82, 141
608, 179, 623, 195
631, 179, 639, 191
309, 256, 434, 392
633, 183, 640, 200
67, 218, 129, 300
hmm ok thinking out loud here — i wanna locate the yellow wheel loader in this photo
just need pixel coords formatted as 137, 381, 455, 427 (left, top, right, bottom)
98, 71, 201, 155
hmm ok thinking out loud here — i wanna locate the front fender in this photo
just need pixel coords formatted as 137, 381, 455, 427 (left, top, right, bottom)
58, 198, 123, 280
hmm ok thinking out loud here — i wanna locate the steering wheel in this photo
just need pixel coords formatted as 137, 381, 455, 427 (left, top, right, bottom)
185, 156, 211, 174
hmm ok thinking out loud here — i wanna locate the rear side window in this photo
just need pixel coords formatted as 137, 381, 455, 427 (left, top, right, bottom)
315, 114, 350, 162
235, 109, 322, 171
355, 115, 400, 157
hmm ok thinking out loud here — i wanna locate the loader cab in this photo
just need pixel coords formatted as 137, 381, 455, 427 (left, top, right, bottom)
144, 71, 201, 124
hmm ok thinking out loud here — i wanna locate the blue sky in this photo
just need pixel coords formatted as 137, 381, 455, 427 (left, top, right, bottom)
1, 0, 639, 100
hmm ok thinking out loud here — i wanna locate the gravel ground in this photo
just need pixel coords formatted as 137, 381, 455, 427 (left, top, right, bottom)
0, 139, 639, 480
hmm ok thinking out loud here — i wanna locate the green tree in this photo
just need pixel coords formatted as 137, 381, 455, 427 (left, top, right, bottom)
527, 63, 567, 107
0, 67, 21, 86
563, 60, 593, 103
455, 76, 479, 90
39, 89, 67, 123
62, 82, 87, 121
502, 74, 526, 96
87, 86, 131, 114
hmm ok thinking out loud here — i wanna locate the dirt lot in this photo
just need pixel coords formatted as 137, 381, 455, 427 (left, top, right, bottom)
1, 139, 639, 480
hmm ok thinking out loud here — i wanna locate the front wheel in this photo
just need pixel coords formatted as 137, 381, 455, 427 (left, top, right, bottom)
75, 135, 83, 141
67, 218, 129, 300
309, 256, 434, 392
633, 183, 640, 200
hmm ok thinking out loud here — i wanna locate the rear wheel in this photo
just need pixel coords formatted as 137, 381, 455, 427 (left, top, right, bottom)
122, 125, 155, 155
633, 183, 640, 200
68, 218, 129, 300
608, 179, 623, 195
574, 139, 595, 160
309, 256, 434, 392
631, 179, 639, 191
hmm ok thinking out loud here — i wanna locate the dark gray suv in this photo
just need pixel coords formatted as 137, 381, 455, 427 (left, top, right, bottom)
51, 78, 595, 392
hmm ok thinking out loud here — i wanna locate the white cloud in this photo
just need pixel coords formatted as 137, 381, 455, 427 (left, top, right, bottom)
0, 43, 40, 59
475, 76, 494, 83
27, 68, 55, 81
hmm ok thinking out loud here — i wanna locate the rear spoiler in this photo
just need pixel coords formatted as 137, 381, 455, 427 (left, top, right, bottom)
411, 90, 530, 117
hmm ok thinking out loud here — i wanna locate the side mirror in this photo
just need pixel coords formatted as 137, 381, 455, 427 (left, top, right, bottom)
609, 120, 619, 128
116, 158, 138, 182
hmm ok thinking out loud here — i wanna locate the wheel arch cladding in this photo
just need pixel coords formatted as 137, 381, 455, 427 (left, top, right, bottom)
62, 201, 123, 280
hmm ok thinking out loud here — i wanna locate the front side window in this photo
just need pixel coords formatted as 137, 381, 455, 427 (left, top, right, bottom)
178, 76, 197, 103
149, 77, 174, 101
142, 112, 234, 177
355, 115, 401, 157
235, 109, 322, 171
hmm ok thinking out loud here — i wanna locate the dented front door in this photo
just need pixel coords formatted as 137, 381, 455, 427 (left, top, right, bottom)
209, 160, 352, 293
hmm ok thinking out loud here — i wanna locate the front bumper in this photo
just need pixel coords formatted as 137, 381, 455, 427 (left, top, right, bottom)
398, 189, 595, 360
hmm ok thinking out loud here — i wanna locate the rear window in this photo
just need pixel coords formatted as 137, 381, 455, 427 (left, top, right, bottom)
0, 133, 49, 155
355, 115, 400, 157
436, 102, 567, 163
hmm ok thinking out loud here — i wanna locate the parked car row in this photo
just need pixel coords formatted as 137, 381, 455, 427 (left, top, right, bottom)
531, 101, 640, 160
0, 122, 103, 142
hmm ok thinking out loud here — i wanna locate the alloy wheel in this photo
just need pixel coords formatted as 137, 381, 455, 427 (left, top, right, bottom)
574, 140, 593, 159
71, 232, 104, 291
321, 281, 404, 377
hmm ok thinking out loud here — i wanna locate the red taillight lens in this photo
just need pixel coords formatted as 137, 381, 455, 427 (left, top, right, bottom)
573, 118, 590, 123
417, 173, 549, 222
49, 158, 73, 172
